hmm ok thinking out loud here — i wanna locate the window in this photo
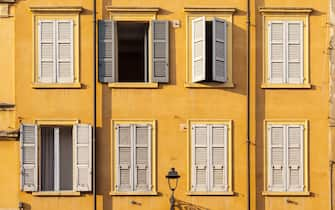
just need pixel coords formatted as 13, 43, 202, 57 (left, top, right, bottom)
30, 6, 82, 88
266, 122, 308, 193
20, 123, 92, 193
98, 19, 169, 85
185, 8, 235, 88
112, 121, 156, 194
260, 8, 312, 88
188, 121, 232, 194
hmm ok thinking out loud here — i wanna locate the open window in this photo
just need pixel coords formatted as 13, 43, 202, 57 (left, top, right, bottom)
98, 20, 169, 84
20, 123, 92, 192
192, 17, 227, 83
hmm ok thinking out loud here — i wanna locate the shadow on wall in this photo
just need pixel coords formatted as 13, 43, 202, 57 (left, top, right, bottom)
175, 199, 209, 210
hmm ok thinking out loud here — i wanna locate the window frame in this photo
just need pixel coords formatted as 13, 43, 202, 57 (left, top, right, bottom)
187, 120, 233, 195
106, 7, 160, 89
110, 120, 157, 196
263, 120, 310, 196
184, 8, 235, 88
30, 6, 82, 89
260, 8, 312, 89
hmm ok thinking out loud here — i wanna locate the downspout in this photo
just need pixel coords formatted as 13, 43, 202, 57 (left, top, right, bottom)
246, 0, 251, 209
93, 0, 97, 209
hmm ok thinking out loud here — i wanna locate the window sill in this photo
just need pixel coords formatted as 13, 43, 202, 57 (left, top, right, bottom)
262, 191, 311, 196
109, 191, 158, 196
261, 83, 311, 89
184, 82, 235, 88
32, 191, 81, 197
108, 82, 159, 89
32, 83, 82, 89
186, 191, 235, 196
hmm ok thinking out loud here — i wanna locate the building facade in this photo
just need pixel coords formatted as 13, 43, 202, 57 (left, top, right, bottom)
0, 0, 332, 210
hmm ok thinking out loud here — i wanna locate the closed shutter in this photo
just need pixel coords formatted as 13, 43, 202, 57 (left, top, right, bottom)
268, 125, 286, 192
20, 124, 38, 192
212, 18, 227, 82
73, 124, 92, 191
39, 20, 56, 83
56, 20, 74, 83
134, 125, 151, 192
287, 21, 303, 84
98, 20, 115, 83
116, 125, 132, 192
287, 125, 304, 191
152, 20, 169, 83
192, 17, 206, 82
191, 124, 209, 192
210, 125, 228, 191
268, 21, 285, 84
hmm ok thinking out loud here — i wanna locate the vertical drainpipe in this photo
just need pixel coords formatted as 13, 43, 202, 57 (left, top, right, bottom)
246, 0, 251, 209
93, 0, 97, 209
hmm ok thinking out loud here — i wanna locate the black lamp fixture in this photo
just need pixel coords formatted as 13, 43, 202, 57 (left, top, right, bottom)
166, 168, 180, 210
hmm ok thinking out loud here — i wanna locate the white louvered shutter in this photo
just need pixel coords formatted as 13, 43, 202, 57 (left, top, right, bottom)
268, 125, 286, 192
287, 125, 304, 191
56, 20, 74, 83
287, 21, 303, 84
192, 17, 206, 82
116, 125, 132, 192
152, 20, 169, 83
20, 124, 38, 192
74, 124, 92, 191
192, 124, 209, 192
210, 125, 228, 192
268, 21, 285, 84
134, 125, 151, 192
39, 20, 56, 83
98, 20, 115, 83
212, 18, 227, 82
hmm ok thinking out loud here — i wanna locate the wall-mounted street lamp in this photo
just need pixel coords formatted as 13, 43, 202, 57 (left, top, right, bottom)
166, 168, 180, 210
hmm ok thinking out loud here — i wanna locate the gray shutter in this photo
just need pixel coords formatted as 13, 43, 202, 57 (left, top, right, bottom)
210, 125, 228, 192
38, 20, 56, 83
98, 20, 115, 83
134, 125, 151, 192
268, 125, 286, 192
268, 21, 285, 84
152, 20, 169, 83
287, 21, 303, 84
74, 124, 92, 191
212, 18, 227, 82
287, 125, 304, 191
20, 124, 38, 192
192, 17, 206, 82
116, 125, 132, 192
191, 124, 209, 192
56, 20, 74, 83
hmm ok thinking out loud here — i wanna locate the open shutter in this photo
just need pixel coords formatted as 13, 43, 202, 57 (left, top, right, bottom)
287, 125, 304, 191
134, 125, 151, 192
152, 20, 169, 83
210, 125, 228, 192
20, 124, 38, 192
212, 18, 227, 82
56, 20, 74, 83
192, 124, 209, 192
38, 20, 56, 83
268, 21, 285, 84
192, 17, 206, 82
116, 125, 132, 192
287, 21, 303, 84
268, 125, 286, 192
98, 20, 115, 83
74, 124, 92, 191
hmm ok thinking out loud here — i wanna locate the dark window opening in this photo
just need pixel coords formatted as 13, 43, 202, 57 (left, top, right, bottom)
117, 22, 149, 82
205, 21, 213, 81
